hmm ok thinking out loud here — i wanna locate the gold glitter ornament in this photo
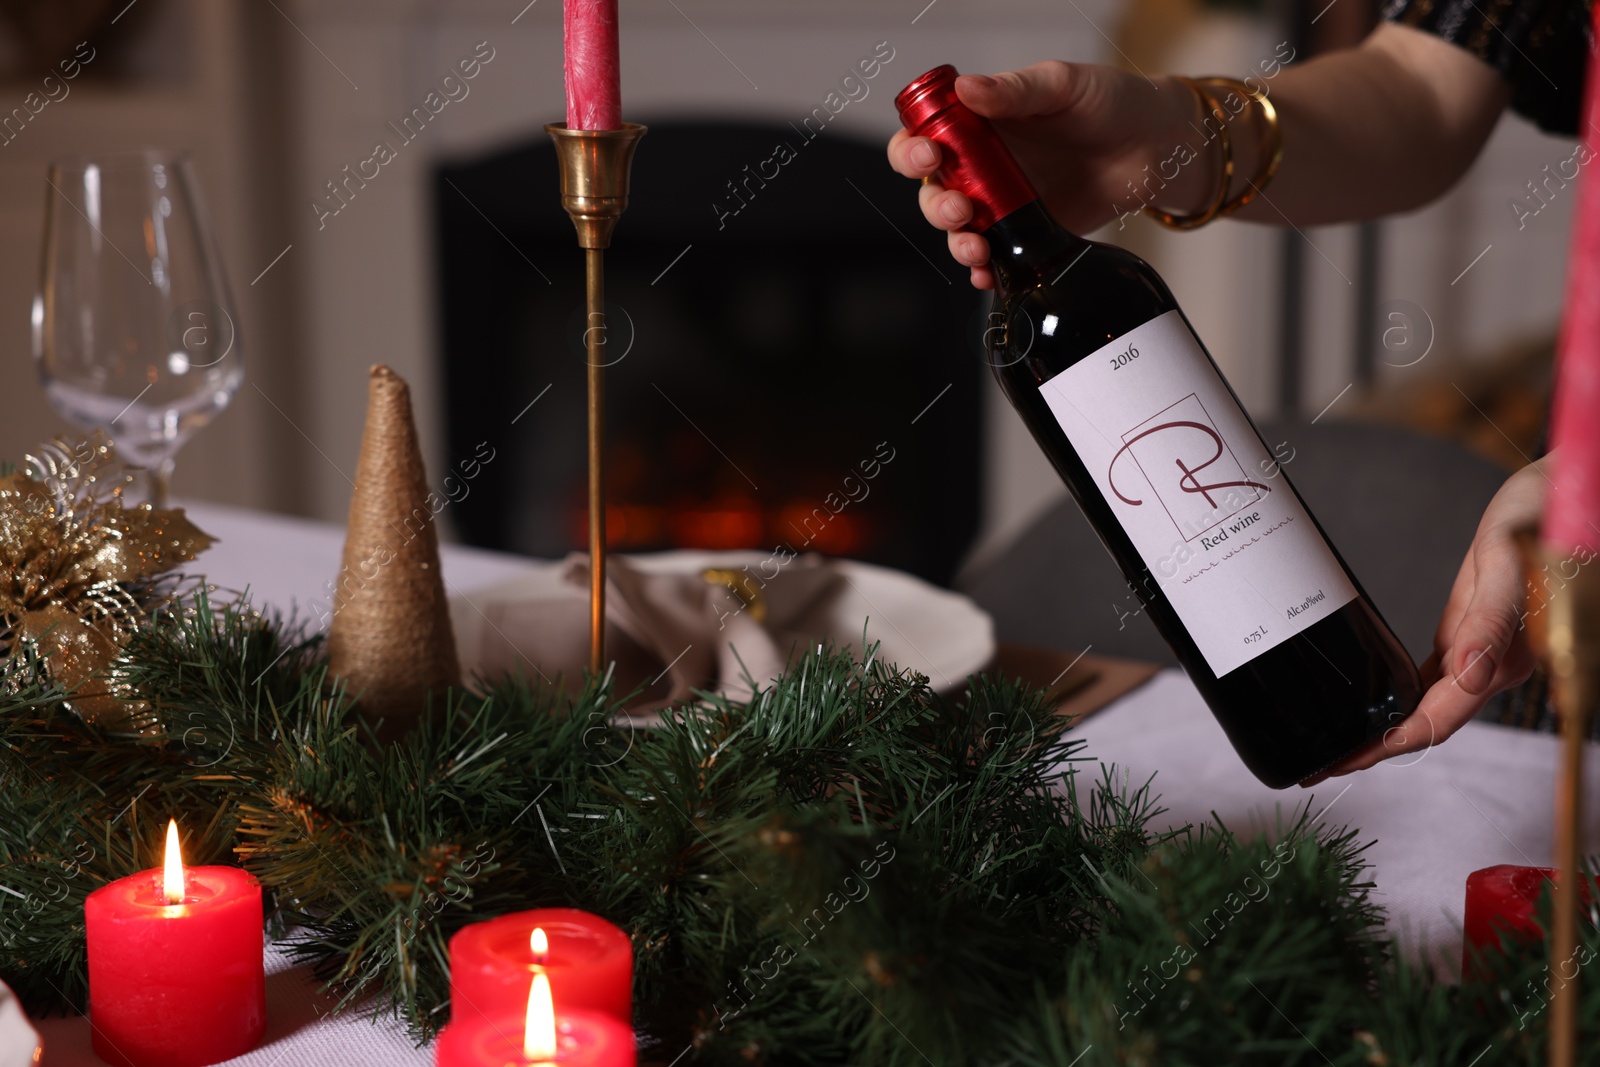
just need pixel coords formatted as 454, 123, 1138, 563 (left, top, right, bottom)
327, 366, 459, 731
0, 437, 214, 728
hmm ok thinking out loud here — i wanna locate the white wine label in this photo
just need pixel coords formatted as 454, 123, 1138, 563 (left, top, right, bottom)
1038, 309, 1357, 677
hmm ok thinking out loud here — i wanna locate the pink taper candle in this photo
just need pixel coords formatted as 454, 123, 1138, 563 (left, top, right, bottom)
564, 0, 621, 131
1544, 3, 1600, 555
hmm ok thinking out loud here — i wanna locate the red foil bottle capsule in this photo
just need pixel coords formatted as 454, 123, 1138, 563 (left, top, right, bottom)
894, 64, 1038, 232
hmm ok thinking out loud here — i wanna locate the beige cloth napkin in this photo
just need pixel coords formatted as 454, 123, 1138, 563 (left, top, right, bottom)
460, 552, 847, 708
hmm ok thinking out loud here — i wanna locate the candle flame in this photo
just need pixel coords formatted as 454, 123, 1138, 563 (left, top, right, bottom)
524, 971, 557, 1061
531, 926, 549, 964
162, 819, 184, 905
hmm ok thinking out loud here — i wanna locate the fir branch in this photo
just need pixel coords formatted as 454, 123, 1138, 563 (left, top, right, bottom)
6, 590, 1600, 1062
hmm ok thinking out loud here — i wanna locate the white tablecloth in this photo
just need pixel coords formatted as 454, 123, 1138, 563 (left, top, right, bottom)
175, 501, 537, 629
32, 502, 1600, 1065
1070, 670, 1600, 973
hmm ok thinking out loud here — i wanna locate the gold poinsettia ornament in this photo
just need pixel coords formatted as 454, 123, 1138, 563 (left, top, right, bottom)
0, 437, 214, 728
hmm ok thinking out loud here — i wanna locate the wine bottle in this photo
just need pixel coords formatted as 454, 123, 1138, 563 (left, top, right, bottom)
896, 65, 1422, 788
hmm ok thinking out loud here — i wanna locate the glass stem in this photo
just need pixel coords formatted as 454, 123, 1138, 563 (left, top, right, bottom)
147, 457, 174, 508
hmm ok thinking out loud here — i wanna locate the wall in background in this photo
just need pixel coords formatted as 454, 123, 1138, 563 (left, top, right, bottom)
0, 0, 308, 513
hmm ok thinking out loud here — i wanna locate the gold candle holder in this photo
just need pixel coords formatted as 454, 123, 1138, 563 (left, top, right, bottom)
546, 122, 646, 676
1520, 529, 1600, 1067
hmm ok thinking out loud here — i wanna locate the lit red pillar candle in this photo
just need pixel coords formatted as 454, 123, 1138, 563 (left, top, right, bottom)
437, 970, 635, 1067
450, 908, 632, 1028
1544, 1, 1600, 554
84, 820, 266, 1067
564, 0, 621, 130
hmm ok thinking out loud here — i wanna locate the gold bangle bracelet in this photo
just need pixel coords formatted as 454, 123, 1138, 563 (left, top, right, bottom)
1196, 75, 1283, 218
1144, 76, 1233, 231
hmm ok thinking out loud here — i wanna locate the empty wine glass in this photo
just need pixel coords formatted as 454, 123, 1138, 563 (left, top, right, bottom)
33, 151, 245, 506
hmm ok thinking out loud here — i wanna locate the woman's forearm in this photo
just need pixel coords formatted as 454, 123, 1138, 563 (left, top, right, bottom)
1153, 23, 1510, 227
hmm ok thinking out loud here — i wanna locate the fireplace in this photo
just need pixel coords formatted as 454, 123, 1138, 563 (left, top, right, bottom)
435, 121, 982, 584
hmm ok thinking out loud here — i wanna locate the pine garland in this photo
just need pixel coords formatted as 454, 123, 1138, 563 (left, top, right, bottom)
1, 591, 1597, 1064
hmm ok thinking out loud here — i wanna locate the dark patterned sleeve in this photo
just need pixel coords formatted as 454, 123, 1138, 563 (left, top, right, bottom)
1381, 0, 1592, 134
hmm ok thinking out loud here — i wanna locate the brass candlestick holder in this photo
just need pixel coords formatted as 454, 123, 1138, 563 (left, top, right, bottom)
546, 122, 646, 674
1521, 531, 1600, 1067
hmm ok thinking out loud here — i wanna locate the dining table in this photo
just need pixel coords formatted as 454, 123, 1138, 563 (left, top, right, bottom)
29, 500, 1600, 1066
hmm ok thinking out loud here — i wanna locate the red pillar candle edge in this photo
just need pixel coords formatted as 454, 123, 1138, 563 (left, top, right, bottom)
563, 0, 621, 131
436, 1006, 634, 1067
85, 866, 266, 1067
449, 908, 632, 1028
1463, 864, 1598, 979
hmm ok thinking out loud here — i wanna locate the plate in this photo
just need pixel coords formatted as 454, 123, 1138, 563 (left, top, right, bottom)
449, 551, 994, 695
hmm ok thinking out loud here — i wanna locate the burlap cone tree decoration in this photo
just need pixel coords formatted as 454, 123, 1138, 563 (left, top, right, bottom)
327, 365, 460, 724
